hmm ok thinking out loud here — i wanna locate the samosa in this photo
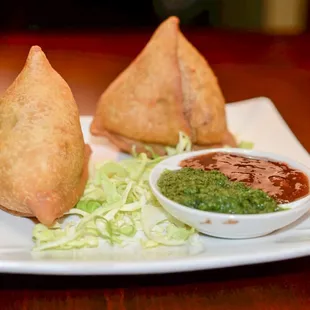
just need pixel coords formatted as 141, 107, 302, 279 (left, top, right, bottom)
90, 16, 236, 156
0, 46, 91, 226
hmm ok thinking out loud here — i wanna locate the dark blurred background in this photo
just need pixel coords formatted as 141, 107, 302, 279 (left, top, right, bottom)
0, 0, 308, 34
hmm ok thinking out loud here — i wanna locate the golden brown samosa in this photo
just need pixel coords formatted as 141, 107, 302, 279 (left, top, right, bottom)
90, 16, 236, 156
0, 46, 91, 226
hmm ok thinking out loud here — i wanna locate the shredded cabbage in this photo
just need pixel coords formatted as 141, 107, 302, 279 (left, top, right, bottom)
165, 132, 192, 156
238, 140, 254, 149
32, 132, 196, 251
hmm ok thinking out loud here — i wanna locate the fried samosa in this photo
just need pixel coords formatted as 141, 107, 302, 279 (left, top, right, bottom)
90, 16, 236, 156
0, 46, 91, 226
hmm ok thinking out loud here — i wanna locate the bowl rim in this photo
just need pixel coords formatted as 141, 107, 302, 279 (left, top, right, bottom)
149, 148, 310, 220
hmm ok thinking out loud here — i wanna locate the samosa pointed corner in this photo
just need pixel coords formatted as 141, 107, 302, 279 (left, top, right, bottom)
24, 45, 52, 71
153, 15, 180, 35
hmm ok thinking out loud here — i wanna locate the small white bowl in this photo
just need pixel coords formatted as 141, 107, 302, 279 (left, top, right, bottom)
149, 148, 310, 239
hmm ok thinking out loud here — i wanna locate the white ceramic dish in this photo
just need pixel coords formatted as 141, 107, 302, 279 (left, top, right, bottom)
149, 148, 310, 239
0, 97, 310, 275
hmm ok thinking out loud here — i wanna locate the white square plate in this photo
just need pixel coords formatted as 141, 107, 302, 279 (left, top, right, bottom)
1, 97, 310, 275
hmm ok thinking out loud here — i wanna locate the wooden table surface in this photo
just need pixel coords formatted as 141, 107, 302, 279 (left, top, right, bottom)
0, 28, 310, 309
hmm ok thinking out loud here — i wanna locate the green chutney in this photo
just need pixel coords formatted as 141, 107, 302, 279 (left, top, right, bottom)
157, 168, 283, 214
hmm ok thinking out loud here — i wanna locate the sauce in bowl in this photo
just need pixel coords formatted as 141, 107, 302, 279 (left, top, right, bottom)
180, 152, 309, 204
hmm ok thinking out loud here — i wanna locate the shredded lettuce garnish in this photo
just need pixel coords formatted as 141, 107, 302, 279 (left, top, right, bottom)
238, 140, 254, 149
165, 132, 192, 156
32, 132, 195, 251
